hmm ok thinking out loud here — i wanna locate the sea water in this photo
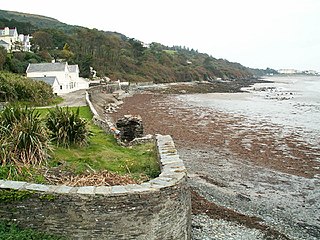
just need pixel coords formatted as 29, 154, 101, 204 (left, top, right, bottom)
177, 75, 320, 145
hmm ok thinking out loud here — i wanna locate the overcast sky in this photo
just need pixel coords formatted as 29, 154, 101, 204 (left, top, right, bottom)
2, 0, 320, 71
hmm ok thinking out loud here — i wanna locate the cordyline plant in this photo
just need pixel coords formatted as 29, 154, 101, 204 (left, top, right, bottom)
46, 106, 90, 147
0, 105, 50, 167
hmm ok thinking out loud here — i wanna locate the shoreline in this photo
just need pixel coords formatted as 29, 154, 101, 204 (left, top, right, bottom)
109, 90, 320, 240
141, 78, 272, 95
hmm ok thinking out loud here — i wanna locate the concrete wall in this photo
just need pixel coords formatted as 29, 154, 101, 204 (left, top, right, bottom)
0, 92, 191, 239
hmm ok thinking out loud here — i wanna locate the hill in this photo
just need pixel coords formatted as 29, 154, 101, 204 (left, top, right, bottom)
0, 9, 271, 83
0, 9, 73, 32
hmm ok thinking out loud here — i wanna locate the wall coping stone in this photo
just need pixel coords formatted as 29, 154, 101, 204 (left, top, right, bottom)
0, 135, 186, 197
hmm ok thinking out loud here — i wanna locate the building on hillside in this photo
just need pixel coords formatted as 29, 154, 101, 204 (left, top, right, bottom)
278, 69, 302, 74
0, 27, 18, 51
303, 70, 319, 75
0, 27, 32, 52
26, 62, 89, 95
0, 39, 10, 51
18, 34, 32, 52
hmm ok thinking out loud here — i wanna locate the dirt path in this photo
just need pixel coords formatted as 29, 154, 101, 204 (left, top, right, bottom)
57, 89, 87, 107
109, 93, 320, 240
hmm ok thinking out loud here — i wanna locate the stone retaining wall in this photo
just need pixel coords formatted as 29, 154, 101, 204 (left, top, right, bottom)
86, 91, 153, 145
0, 135, 191, 239
0, 92, 191, 239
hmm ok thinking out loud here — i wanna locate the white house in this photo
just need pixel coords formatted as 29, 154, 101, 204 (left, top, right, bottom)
26, 62, 89, 95
278, 69, 302, 74
0, 39, 10, 51
18, 34, 32, 52
0, 27, 32, 52
0, 27, 18, 51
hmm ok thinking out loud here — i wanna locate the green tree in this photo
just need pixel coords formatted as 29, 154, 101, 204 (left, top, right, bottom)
0, 47, 6, 70
77, 54, 92, 78
31, 30, 53, 51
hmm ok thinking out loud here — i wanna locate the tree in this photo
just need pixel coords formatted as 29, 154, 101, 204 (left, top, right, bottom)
31, 31, 53, 51
0, 46, 6, 70
61, 43, 74, 61
128, 38, 145, 59
77, 54, 93, 78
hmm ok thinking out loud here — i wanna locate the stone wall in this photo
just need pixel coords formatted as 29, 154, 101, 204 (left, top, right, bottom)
0, 113, 191, 239
89, 84, 120, 94
86, 91, 153, 145
0, 89, 191, 239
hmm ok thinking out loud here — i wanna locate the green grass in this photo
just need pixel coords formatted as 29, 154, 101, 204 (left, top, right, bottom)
35, 106, 93, 120
8, 97, 64, 108
0, 221, 64, 240
1, 106, 160, 182
0, 165, 46, 183
50, 124, 159, 179
163, 50, 177, 55
48, 96, 64, 106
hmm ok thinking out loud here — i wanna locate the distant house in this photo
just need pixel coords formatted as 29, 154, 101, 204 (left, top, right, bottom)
0, 27, 32, 52
18, 34, 32, 52
278, 69, 301, 74
0, 27, 18, 51
26, 62, 89, 95
0, 39, 10, 51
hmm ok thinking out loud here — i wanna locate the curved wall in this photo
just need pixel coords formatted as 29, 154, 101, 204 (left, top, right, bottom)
0, 90, 191, 239
0, 136, 191, 239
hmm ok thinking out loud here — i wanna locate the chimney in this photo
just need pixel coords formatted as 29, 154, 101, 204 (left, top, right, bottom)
4, 27, 9, 35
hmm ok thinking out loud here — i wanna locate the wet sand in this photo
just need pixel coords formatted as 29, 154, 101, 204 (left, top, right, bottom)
109, 93, 320, 240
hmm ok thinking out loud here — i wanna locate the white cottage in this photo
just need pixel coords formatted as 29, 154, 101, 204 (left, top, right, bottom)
0, 27, 31, 52
0, 27, 18, 51
26, 62, 89, 95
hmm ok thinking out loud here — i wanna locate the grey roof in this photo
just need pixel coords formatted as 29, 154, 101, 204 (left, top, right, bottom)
31, 76, 59, 86
68, 65, 78, 73
27, 62, 67, 73
0, 40, 9, 45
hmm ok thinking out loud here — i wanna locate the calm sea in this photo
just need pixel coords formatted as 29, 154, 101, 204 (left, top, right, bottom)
177, 75, 320, 146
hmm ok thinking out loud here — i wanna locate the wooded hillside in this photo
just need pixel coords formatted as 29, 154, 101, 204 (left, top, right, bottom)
0, 9, 273, 82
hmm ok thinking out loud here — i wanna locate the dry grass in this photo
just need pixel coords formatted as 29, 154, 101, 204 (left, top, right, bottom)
44, 170, 147, 187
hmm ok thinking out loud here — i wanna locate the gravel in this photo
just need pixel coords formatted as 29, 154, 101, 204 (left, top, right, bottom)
192, 214, 265, 240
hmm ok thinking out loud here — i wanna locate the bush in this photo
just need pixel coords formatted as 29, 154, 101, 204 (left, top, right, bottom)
0, 105, 50, 167
46, 106, 90, 147
0, 71, 55, 106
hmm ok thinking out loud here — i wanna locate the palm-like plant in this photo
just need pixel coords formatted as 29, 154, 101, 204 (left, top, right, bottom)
0, 105, 50, 166
46, 106, 90, 147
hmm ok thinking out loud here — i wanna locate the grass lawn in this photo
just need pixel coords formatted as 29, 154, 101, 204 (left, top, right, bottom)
35, 105, 92, 120
50, 124, 159, 180
0, 106, 160, 183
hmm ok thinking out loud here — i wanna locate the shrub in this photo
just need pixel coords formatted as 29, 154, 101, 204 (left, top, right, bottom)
0, 71, 55, 106
0, 105, 50, 167
46, 106, 90, 147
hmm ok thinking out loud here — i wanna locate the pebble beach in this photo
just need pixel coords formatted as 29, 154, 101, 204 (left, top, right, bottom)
109, 78, 320, 240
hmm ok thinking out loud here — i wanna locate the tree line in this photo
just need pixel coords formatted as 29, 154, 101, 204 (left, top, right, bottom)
0, 13, 271, 83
